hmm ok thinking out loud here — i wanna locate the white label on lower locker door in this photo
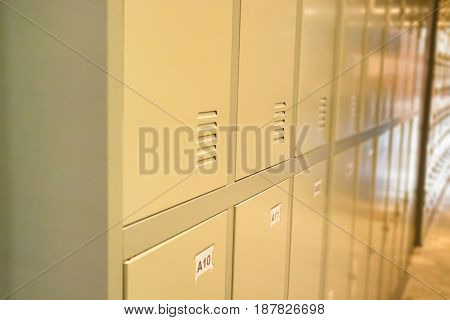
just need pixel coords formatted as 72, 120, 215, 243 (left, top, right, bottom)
194, 245, 214, 282
270, 204, 282, 227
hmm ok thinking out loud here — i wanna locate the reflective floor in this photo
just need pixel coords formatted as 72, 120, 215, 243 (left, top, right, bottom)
402, 185, 450, 300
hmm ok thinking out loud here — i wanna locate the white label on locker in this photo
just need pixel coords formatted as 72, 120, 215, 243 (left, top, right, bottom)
270, 204, 282, 227
194, 245, 214, 282
368, 148, 374, 158
345, 162, 354, 178
313, 180, 322, 197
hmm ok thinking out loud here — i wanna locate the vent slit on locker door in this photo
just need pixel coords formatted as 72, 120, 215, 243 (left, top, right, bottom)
197, 122, 218, 137
196, 111, 218, 167
274, 102, 287, 109
318, 97, 327, 129
273, 102, 286, 143
197, 110, 218, 120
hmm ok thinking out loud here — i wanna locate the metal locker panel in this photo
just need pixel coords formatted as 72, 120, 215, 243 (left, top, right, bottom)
349, 241, 369, 299
350, 139, 375, 299
296, 0, 337, 155
404, 5, 419, 114
398, 121, 411, 273
124, 212, 227, 299
325, 227, 353, 300
380, 125, 401, 299
374, 0, 389, 124
404, 117, 420, 257
289, 161, 327, 300
334, 0, 366, 140
367, 131, 390, 299
361, 0, 386, 130
355, 139, 375, 241
390, 123, 406, 292
393, 5, 411, 119
413, 19, 428, 112
325, 147, 356, 299
123, 0, 233, 225
389, 124, 403, 294
235, 0, 297, 180
379, 0, 402, 121
233, 180, 291, 299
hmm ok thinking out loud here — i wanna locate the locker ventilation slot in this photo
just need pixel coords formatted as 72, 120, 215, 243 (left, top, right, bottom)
318, 97, 327, 129
196, 111, 218, 167
273, 102, 286, 143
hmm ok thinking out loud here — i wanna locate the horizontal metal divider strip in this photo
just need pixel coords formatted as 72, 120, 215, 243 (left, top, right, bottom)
122, 115, 417, 261
333, 116, 412, 155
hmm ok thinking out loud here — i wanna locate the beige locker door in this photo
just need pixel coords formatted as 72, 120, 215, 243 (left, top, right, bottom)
124, 212, 227, 299
405, 9, 419, 115
350, 139, 375, 299
123, 0, 233, 225
380, 0, 402, 122
393, 3, 410, 119
361, 0, 386, 130
289, 161, 327, 300
404, 117, 419, 259
380, 126, 401, 299
235, 0, 297, 180
367, 131, 390, 299
413, 21, 427, 113
334, 0, 366, 140
233, 180, 290, 299
397, 122, 411, 279
296, 0, 337, 155
325, 147, 356, 300
391, 122, 409, 290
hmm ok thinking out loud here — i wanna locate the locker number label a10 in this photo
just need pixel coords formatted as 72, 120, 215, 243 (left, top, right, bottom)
270, 204, 282, 227
194, 245, 214, 281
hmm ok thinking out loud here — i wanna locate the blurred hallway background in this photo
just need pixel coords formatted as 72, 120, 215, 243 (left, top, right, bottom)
403, 186, 450, 299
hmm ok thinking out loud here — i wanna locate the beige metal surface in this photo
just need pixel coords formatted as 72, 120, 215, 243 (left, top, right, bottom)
124, 212, 227, 300
390, 122, 406, 293
413, 12, 429, 113
366, 130, 390, 299
235, 0, 297, 179
380, 0, 402, 122
325, 147, 357, 299
393, 1, 410, 119
350, 139, 375, 299
334, 0, 367, 140
0, 0, 112, 299
233, 180, 291, 299
296, 0, 337, 155
404, 117, 420, 260
404, 6, 419, 115
107, 0, 124, 299
361, 0, 387, 130
380, 125, 402, 299
288, 161, 327, 299
123, 0, 233, 225
396, 121, 411, 274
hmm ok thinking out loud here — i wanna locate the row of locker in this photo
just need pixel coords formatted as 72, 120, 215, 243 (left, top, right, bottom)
124, 117, 419, 299
122, 0, 432, 227
124, 162, 324, 299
